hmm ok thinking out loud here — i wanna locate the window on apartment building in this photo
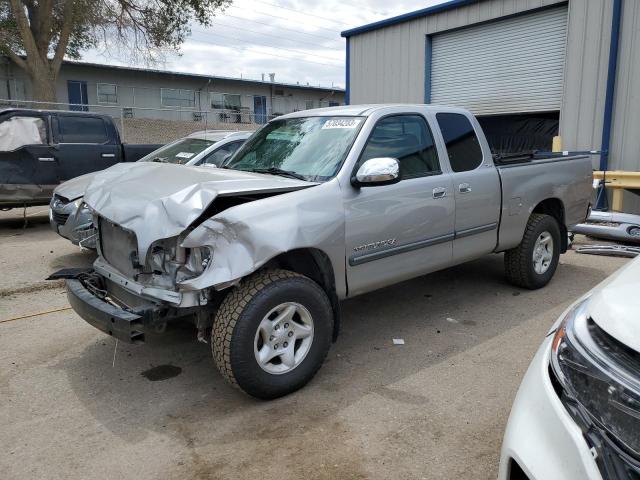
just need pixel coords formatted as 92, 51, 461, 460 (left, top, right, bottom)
97, 83, 118, 104
305, 100, 315, 110
161, 88, 195, 108
210, 93, 242, 111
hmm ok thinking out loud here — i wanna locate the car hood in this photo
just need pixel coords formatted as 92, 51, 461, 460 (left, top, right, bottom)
83, 161, 313, 258
587, 257, 640, 353
54, 171, 100, 201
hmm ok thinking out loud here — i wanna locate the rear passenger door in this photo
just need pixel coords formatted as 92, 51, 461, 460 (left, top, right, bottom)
52, 114, 121, 181
0, 112, 58, 203
344, 114, 455, 296
435, 112, 501, 263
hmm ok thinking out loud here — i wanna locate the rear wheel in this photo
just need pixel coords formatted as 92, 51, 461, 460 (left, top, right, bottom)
504, 213, 561, 289
212, 269, 333, 399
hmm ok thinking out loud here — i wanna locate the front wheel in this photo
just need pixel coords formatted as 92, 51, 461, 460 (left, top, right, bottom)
212, 269, 333, 399
504, 213, 561, 289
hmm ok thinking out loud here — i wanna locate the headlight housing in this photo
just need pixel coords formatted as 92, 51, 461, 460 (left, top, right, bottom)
182, 246, 212, 278
550, 296, 640, 469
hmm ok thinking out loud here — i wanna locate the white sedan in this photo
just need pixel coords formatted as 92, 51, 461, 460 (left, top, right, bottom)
499, 256, 640, 480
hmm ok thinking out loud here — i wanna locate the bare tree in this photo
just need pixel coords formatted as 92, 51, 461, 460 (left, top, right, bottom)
0, 0, 230, 102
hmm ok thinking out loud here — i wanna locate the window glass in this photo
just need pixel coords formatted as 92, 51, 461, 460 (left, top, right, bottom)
201, 141, 244, 166
210, 93, 241, 111
97, 84, 118, 104
161, 88, 195, 108
138, 138, 215, 164
0, 116, 46, 151
225, 116, 363, 181
436, 113, 483, 172
359, 115, 440, 178
57, 116, 108, 144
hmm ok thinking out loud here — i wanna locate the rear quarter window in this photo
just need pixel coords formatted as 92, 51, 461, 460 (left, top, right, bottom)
56, 116, 109, 144
436, 113, 483, 172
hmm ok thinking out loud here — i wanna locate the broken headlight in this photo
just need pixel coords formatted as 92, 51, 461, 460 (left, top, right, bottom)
550, 297, 640, 466
181, 246, 212, 279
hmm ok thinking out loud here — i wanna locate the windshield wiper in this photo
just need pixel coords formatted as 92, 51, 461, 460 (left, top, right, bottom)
150, 157, 168, 163
249, 167, 307, 181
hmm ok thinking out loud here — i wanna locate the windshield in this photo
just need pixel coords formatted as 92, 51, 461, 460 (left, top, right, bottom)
139, 138, 215, 164
224, 116, 363, 181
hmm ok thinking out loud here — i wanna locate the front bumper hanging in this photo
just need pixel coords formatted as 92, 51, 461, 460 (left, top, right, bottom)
66, 278, 147, 344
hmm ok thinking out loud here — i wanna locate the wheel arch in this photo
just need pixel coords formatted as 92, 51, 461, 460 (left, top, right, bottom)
532, 198, 567, 252
264, 248, 341, 341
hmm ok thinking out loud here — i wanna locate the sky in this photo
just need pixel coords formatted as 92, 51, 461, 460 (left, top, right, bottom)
80, 0, 446, 89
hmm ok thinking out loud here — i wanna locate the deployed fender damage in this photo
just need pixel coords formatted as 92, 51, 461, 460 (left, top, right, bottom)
180, 180, 346, 294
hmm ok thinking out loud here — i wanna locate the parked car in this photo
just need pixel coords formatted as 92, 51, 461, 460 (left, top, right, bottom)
49, 130, 252, 249
0, 108, 160, 209
499, 256, 640, 480
54, 105, 592, 399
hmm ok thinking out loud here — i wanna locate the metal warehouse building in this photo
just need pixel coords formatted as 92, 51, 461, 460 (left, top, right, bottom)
342, 0, 640, 212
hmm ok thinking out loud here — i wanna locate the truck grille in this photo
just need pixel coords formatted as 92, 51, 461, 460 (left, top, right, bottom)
98, 217, 140, 278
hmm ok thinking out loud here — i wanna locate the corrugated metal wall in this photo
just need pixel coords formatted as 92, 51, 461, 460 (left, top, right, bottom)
348, 0, 566, 105
348, 0, 640, 212
561, 0, 640, 212
430, 6, 568, 114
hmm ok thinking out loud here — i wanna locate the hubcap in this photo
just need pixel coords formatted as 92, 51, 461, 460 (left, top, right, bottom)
253, 302, 314, 375
532, 231, 554, 274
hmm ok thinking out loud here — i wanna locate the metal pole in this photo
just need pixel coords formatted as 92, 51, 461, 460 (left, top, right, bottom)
596, 0, 623, 210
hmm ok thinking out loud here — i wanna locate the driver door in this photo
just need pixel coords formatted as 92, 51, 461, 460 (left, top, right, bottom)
344, 114, 455, 296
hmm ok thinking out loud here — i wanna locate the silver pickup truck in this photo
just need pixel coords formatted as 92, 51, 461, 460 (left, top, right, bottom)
59, 105, 593, 399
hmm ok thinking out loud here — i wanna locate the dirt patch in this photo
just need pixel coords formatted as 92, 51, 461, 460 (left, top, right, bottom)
0, 279, 64, 298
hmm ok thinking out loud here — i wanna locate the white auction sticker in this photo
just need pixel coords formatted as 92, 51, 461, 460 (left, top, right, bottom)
175, 152, 195, 159
322, 118, 361, 129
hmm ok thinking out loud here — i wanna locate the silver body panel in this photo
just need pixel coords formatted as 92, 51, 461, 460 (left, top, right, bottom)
80, 105, 592, 307
50, 131, 252, 248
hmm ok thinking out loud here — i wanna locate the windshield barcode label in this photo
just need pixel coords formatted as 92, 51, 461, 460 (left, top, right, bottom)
322, 119, 361, 129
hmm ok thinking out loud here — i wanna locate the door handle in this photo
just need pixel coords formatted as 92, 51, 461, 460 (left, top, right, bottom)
101, 153, 116, 158
458, 183, 472, 194
38, 157, 55, 162
432, 187, 447, 199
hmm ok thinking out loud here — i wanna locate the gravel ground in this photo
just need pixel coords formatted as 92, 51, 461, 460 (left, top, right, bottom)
0, 207, 631, 480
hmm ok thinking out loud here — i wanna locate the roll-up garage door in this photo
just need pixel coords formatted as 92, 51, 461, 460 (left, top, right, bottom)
430, 6, 568, 115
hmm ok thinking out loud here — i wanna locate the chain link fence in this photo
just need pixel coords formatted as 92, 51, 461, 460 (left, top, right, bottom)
0, 98, 271, 144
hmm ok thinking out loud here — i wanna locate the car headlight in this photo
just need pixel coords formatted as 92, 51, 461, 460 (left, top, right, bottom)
183, 246, 212, 277
550, 296, 640, 460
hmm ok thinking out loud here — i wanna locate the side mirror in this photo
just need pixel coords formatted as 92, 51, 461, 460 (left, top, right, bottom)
353, 157, 400, 186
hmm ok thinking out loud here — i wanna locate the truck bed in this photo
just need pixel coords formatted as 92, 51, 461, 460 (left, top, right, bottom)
495, 155, 593, 252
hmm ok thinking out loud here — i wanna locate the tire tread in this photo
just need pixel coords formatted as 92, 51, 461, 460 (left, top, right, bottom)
504, 213, 558, 289
212, 269, 308, 391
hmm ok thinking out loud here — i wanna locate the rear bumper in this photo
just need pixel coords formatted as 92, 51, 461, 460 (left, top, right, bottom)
66, 278, 147, 343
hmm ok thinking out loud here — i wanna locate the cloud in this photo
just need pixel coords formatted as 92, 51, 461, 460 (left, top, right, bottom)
80, 0, 445, 89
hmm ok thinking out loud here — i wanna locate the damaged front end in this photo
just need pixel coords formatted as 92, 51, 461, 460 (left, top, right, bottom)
59, 222, 220, 344
60, 162, 320, 343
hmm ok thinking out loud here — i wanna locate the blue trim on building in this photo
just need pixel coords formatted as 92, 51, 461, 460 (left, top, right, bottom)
345, 37, 350, 105
596, 0, 623, 210
424, 35, 433, 104
341, 0, 479, 38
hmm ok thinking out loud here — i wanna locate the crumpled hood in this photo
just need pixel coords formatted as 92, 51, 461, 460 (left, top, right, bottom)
54, 171, 100, 201
587, 256, 640, 353
54, 163, 139, 201
83, 162, 312, 259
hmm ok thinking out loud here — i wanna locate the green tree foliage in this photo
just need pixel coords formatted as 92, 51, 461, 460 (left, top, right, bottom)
0, 0, 231, 101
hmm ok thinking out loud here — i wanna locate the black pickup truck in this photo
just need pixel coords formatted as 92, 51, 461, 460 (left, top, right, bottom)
0, 108, 161, 208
